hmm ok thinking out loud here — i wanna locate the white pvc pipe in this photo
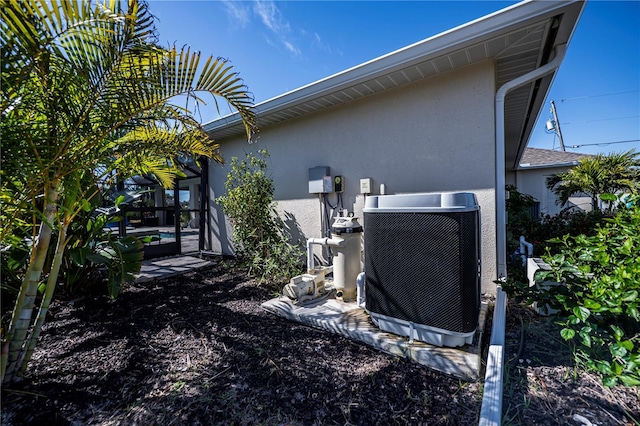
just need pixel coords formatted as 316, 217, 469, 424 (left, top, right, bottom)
519, 235, 534, 258
356, 272, 366, 308
306, 237, 344, 272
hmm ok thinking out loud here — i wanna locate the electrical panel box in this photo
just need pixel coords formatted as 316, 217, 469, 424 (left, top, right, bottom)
309, 166, 330, 194
322, 176, 334, 193
360, 178, 372, 194
334, 175, 344, 193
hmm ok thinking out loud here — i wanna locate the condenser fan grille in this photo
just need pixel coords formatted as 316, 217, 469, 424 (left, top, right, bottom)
364, 211, 480, 333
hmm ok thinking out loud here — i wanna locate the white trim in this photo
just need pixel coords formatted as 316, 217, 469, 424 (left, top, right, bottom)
518, 161, 581, 170
204, 1, 580, 133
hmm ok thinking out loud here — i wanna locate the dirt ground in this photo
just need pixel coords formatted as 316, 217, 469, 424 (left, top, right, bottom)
2, 260, 638, 425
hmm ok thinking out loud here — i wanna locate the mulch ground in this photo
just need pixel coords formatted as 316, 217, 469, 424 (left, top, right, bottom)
502, 300, 639, 426
1, 260, 638, 425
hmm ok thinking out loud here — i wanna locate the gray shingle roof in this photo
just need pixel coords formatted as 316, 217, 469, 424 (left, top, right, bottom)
520, 147, 592, 168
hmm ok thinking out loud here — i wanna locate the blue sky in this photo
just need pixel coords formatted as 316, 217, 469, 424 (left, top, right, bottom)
148, 0, 640, 156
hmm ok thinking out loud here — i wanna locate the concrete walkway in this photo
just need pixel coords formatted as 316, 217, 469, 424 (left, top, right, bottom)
136, 255, 213, 283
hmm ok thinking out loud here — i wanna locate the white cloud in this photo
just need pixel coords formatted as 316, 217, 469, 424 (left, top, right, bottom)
223, 0, 314, 59
284, 41, 301, 57
222, 1, 251, 28
312, 32, 331, 52
252, 1, 306, 58
253, 0, 290, 34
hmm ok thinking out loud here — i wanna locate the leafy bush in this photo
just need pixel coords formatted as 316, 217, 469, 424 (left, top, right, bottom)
504, 195, 640, 386
506, 185, 610, 256
216, 150, 304, 284
505, 185, 610, 282
533, 208, 610, 256
506, 185, 539, 255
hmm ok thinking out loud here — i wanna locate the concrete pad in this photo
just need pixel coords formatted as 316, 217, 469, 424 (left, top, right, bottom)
261, 297, 488, 381
136, 255, 213, 283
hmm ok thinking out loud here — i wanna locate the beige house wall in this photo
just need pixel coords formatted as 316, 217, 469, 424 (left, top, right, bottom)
508, 166, 593, 217
208, 59, 499, 293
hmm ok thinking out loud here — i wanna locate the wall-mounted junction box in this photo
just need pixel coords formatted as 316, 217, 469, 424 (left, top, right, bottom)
309, 166, 330, 193
360, 178, 372, 194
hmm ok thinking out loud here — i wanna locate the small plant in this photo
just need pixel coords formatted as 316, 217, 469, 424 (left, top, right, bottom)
505, 184, 539, 254
180, 212, 191, 228
216, 149, 304, 284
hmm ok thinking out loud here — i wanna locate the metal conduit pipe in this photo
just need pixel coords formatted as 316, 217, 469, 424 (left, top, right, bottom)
306, 237, 344, 272
480, 44, 567, 426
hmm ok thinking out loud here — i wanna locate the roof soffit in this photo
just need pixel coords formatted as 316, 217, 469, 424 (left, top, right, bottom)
205, 1, 586, 171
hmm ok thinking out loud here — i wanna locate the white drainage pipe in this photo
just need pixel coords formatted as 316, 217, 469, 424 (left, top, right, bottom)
519, 236, 534, 266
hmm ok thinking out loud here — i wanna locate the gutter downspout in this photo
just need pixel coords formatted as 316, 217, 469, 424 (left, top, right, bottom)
480, 43, 566, 426
494, 43, 566, 280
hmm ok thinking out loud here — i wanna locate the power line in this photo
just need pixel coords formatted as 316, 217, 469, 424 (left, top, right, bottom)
560, 90, 640, 102
568, 139, 640, 148
562, 115, 640, 125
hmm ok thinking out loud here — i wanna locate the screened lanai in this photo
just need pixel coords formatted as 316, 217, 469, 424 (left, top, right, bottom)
105, 158, 209, 259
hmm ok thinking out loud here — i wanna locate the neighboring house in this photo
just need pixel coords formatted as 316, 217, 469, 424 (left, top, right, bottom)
514, 147, 593, 216
203, 0, 585, 293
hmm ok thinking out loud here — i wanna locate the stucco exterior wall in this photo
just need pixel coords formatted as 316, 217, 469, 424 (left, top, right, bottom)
208, 59, 498, 293
509, 166, 593, 216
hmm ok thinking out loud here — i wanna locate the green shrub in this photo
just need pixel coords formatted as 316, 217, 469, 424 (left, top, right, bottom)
533, 208, 610, 256
506, 185, 539, 254
505, 185, 611, 282
216, 149, 304, 284
505, 195, 640, 386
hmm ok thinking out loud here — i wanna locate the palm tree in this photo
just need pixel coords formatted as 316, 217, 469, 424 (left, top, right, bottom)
546, 150, 640, 211
0, 0, 256, 383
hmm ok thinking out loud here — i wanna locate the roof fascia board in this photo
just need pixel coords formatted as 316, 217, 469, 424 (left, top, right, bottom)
514, 2, 586, 168
518, 161, 581, 170
205, 0, 580, 133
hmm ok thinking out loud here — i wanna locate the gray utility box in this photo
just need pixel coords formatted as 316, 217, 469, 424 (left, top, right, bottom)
363, 192, 481, 347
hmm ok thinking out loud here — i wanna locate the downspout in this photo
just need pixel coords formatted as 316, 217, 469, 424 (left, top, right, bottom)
174, 179, 181, 255
494, 43, 566, 280
480, 43, 567, 426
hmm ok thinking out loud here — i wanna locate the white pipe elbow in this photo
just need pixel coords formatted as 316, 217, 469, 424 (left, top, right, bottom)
306, 237, 345, 271
519, 235, 534, 258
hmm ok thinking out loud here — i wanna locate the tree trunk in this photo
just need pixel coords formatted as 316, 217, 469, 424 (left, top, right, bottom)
1, 180, 59, 384
18, 219, 69, 377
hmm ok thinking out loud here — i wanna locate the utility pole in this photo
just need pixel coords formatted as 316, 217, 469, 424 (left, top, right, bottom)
550, 100, 566, 151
